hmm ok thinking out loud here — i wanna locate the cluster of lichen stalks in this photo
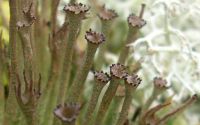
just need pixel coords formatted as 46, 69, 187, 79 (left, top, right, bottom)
0, 1, 198, 125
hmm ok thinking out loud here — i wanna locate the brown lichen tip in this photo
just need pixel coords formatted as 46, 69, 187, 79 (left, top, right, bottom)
85, 29, 105, 45
54, 103, 81, 122
110, 63, 128, 79
98, 6, 118, 20
127, 14, 146, 28
94, 71, 110, 83
153, 77, 167, 89
124, 74, 142, 87
63, 3, 89, 17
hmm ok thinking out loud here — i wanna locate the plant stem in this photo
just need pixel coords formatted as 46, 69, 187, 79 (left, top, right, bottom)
23, 110, 38, 125
156, 94, 197, 125
51, 0, 60, 33
96, 21, 110, 69
67, 43, 99, 102
116, 74, 141, 125
59, 19, 80, 104
118, 28, 138, 64
83, 80, 106, 125
94, 63, 127, 125
103, 96, 124, 125
115, 86, 135, 125
118, 4, 145, 64
94, 78, 119, 125
143, 89, 158, 111
41, 72, 60, 125
4, 0, 19, 124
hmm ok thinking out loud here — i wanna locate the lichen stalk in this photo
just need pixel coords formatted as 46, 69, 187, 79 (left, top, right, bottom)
83, 71, 110, 125
116, 74, 141, 125
67, 29, 105, 102
96, 7, 118, 69
51, 0, 60, 33
41, 72, 60, 125
103, 95, 124, 125
17, 3, 36, 73
59, 3, 89, 104
143, 77, 168, 110
118, 4, 146, 64
15, 70, 41, 125
4, 0, 19, 124
94, 63, 127, 125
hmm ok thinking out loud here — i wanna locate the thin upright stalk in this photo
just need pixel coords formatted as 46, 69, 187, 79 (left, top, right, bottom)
59, 20, 80, 104
83, 71, 110, 125
51, 0, 61, 33
143, 77, 168, 111
103, 96, 124, 125
94, 63, 127, 125
59, 3, 89, 104
84, 83, 104, 125
94, 78, 119, 125
118, 4, 146, 64
95, 7, 118, 69
67, 43, 99, 102
118, 28, 138, 64
4, 0, 19, 124
116, 74, 141, 125
42, 72, 60, 125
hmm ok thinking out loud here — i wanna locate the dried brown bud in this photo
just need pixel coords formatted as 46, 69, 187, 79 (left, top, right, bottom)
85, 29, 105, 44
128, 14, 146, 28
110, 63, 127, 79
94, 71, 110, 83
54, 103, 81, 122
63, 3, 89, 18
98, 6, 118, 20
153, 77, 167, 88
124, 74, 142, 87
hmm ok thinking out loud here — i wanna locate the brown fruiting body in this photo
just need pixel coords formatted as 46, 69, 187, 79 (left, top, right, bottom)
128, 14, 146, 28
153, 77, 167, 88
54, 103, 80, 122
98, 6, 118, 20
110, 63, 128, 79
85, 29, 106, 45
94, 71, 110, 83
124, 74, 142, 87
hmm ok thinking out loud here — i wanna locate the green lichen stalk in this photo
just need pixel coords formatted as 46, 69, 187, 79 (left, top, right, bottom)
94, 63, 127, 125
59, 3, 89, 104
118, 4, 146, 64
67, 29, 105, 103
143, 77, 168, 110
83, 71, 110, 125
96, 6, 118, 69
116, 74, 141, 125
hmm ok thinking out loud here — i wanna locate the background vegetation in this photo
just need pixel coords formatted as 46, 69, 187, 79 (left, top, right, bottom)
0, 0, 200, 125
